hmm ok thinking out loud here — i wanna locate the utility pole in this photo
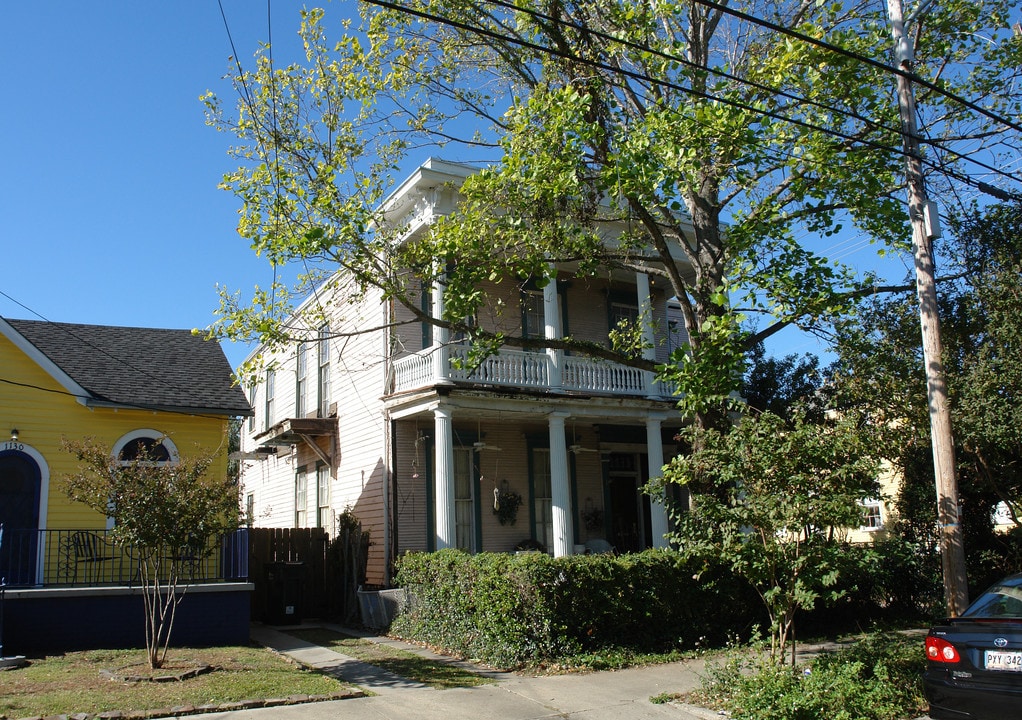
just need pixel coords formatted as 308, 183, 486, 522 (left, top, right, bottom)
888, 0, 969, 616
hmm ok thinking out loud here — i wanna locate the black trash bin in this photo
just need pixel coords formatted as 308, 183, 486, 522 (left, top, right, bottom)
264, 561, 305, 625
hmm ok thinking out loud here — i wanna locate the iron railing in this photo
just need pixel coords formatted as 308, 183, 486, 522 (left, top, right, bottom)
0, 528, 249, 589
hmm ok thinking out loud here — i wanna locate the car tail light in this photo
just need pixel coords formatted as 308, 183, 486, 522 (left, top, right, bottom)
926, 636, 961, 663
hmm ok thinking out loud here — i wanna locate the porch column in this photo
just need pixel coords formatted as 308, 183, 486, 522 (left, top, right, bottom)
646, 415, 670, 549
432, 267, 450, 383
544, 268, 562, 390
434, 405, 456, 549
636, 272, 658, 398
548, 411, 573, 557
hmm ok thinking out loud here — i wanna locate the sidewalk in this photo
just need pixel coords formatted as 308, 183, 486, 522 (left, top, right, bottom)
201, 623, 723, 720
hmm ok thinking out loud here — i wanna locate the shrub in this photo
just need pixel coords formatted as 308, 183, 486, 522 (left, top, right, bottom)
700, 632, 927, 720
802, 539, 942, 636
391, 549, 761, 669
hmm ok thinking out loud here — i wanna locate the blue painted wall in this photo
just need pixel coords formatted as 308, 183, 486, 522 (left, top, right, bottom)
1, 584, 252, 656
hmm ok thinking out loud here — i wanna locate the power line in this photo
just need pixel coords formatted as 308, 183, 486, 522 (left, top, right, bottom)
362, 0, 1020, 196
0, 289, 225, 402
688, 0, 1022, 136
479, 0, 1017, 187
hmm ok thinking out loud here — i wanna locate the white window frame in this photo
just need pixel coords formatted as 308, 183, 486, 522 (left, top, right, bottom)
318, 324, 331, 417
295, 470, 309, 528
453, 447, 475, 552
297, 342, 310, 418
316, 465, 331, 529
532, 448, 553, 551
860, 498, 884, 531
265, 369, 276, 430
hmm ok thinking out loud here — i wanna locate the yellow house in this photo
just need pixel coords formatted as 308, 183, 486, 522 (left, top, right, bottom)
0, 317, 252, 653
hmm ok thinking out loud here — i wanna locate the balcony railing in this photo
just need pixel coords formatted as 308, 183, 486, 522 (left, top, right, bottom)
391, 345, 677, 398
0, 528, 249, 589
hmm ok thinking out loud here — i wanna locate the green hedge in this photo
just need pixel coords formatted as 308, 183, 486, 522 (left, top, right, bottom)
391, 549, 761, 669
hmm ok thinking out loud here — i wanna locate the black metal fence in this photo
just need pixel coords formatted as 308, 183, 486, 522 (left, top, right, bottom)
0, 528, 249, 588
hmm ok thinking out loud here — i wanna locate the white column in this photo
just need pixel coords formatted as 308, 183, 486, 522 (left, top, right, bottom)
646, 415, 669, 549
544, 270, 562, 389
432, 268, 450, 382
636, 272, 658, 397
548, 411, 573, 557
434, 405, 456, 549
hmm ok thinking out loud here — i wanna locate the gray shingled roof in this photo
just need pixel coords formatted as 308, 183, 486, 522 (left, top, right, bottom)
7, 319, 252, 416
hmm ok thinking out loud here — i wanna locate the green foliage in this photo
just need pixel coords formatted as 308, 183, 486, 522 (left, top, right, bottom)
802, 539, 942, 635
664, 410, 883, 659
492, 487, 523, 526
61, 437, 240, 669
391, 549, 760, 669
700, 633, 927, 720
830, 200, 1022, 589
199, 0, 1022, 432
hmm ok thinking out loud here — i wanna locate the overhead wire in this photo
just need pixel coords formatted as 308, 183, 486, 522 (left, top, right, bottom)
362, 0, 1021, 196
478, 0, 1019, 187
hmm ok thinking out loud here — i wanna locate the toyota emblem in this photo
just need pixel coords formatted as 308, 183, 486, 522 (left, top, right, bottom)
995, 637, 1009, 648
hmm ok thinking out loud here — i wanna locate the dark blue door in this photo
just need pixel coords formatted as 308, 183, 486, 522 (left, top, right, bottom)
0, 451, 41, 586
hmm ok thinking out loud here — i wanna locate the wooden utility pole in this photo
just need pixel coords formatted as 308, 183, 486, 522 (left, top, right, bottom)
888, 0, 969, 616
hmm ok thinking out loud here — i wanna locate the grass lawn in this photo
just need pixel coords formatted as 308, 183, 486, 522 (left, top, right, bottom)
286, 628, 495, 689
0, 644, 356, 719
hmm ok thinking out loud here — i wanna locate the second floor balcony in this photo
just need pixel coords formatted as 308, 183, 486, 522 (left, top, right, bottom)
390, 344, 677, 399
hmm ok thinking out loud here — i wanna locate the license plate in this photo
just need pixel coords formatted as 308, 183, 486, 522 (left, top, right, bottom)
985, 650, 1022, 671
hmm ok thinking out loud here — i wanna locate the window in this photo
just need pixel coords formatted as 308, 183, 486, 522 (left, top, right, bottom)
113, 430, 178, 464
296, 342, 311, 417
246, 493, 254, 527
316, 465, 330, 529
265, 369, 276, 430
454, 448, 475, 551
110, 430, 178, 529
247, 383, 257, 432
523, 291, 545, 341
118, 437, 171, 462
860, 499, 884, 530
295, 470, 308, 528
610, 301, 639, 329
532, 448, 553, 550
318, 324, 331, 417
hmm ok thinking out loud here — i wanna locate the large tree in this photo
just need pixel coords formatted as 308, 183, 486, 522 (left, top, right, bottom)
203, 0, 1022, 428
829, 200, 1022, 590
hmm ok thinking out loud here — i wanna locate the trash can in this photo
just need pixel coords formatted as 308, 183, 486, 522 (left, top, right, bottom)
264, 562, 305, 625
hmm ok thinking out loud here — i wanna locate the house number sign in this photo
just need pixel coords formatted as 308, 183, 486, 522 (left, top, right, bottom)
2, 441, 25, 452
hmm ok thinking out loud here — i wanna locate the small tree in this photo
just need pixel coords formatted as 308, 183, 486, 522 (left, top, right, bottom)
662, 410, 882, 662
61, 437, 241, 669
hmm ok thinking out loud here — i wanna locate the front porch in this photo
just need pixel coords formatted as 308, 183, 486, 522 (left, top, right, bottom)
386, 391, 683, 561
0, 528, 249, 588
0, 529, 252, 655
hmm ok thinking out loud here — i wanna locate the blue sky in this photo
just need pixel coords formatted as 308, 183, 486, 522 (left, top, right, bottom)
0, 2, 326, 369
0, 2, 912, 370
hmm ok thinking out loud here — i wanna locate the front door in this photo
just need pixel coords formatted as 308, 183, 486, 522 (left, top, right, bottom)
0, 450, 41, 586
607, 452, 652, 552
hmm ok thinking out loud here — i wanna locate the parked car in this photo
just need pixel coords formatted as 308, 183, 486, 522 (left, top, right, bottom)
924, 572, 1022, 719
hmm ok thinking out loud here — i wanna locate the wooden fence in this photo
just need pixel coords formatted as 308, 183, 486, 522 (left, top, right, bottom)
248, 525, 369, 625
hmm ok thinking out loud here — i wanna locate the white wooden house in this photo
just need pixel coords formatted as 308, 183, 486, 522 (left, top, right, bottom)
237, 158, 692, 585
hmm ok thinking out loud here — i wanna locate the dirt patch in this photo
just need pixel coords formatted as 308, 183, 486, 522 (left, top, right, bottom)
100, 660, 214, 683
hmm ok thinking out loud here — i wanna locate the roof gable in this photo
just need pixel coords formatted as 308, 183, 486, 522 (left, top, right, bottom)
2, 318, 252, 416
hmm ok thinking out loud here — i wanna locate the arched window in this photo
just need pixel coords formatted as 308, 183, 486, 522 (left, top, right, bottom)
107, 431, 178, 530
112, 430, 178, 464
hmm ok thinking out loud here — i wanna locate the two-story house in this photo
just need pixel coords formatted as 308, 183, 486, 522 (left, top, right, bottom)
238, 158, 693, 585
